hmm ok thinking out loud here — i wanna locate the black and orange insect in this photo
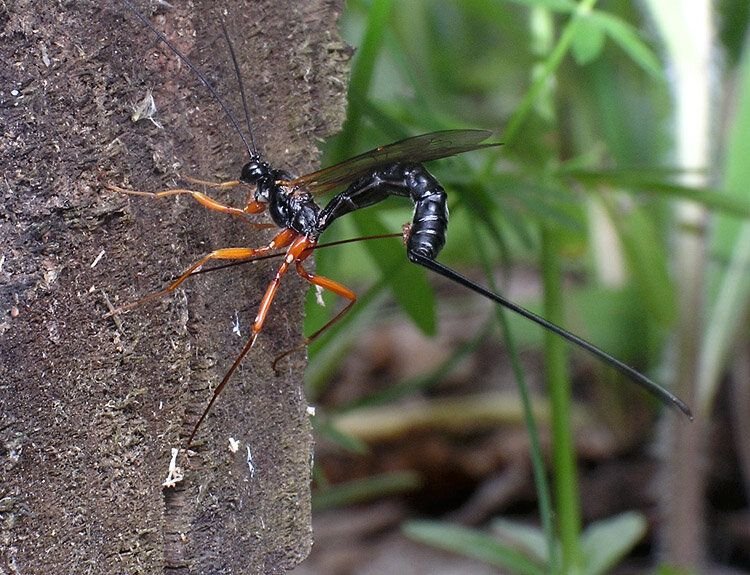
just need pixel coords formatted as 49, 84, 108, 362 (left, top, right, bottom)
109, 2, 691, 445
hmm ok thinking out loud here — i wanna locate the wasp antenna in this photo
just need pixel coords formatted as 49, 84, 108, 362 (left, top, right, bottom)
219, 17, 258, 157
122, 0, 255, 158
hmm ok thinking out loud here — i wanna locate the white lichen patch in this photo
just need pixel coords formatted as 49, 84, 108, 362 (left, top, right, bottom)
131, 90, 163, 129
162, 447, 184, 488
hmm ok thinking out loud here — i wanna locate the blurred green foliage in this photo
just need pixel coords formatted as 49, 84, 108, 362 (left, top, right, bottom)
308, 0, 680, 395
307, 0, 750, 572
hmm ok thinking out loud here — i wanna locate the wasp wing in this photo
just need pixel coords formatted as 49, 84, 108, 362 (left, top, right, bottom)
284, 129, 501, 194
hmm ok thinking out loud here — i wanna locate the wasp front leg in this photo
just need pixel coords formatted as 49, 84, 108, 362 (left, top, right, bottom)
106, 182, 268, 218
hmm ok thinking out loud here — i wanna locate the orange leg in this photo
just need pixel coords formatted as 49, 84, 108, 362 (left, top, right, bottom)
180, 177, 269, 217
107, 183, 267, 217
295, 263, 357, 344
181, 176, 241, 189
106, 228, 297, 317
187, 233, 314, 444
270, 252, 358, 371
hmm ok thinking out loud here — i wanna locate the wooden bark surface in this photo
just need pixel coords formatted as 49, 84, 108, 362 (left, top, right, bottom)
0, 1, 347, 572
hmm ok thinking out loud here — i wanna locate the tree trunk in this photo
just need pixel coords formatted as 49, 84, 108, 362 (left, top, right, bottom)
0, 1, 347, 573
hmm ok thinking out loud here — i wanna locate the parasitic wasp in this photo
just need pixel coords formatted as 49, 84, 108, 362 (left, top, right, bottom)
108, 1, 692, 446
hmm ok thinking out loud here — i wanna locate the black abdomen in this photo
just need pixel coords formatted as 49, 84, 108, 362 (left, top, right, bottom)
402, 165, 448, 260
316, 162, 449, 260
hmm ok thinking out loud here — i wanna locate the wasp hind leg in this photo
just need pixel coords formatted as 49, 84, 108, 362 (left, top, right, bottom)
187, 233, 313, 445
271, 259, 358, 372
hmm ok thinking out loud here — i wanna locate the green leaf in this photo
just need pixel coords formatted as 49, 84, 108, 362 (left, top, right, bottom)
653, 565, 695, 575
491, 518, 551, 563
589, 11, 662, 78
404, 521, 547, 575
601, 196, 676, 326
572, 15, 606, 65
501, 177, 584, 232
503, 0, 576, 11
353, 212, 437, 335
580, 512, 647, 575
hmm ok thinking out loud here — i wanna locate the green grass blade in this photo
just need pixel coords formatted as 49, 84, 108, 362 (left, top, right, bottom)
698, 39, 750, 411
504, 0, 599, 144
327, 0, 394, 162
565, 169, 750, 218
476, 233, 559, 571
542, 226, 582, 572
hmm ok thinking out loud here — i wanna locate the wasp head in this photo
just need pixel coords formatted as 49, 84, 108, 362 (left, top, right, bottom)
240, 157, 274, 202
240, 157, 270, 185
